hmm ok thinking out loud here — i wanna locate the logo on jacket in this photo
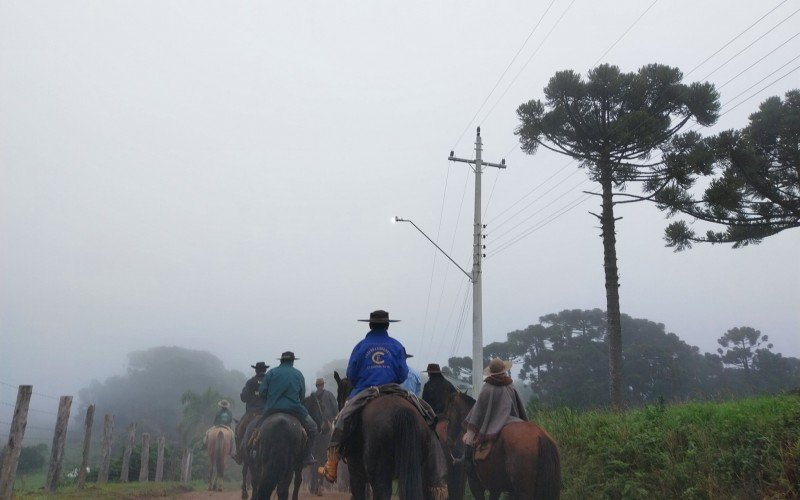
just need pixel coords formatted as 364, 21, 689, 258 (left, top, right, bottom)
371, 351, 386, 365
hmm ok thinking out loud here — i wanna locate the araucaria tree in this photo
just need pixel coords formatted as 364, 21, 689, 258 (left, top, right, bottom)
515, 64, 719, 410
658, 90, 800, 249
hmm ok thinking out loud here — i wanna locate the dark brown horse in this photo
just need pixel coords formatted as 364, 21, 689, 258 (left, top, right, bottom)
443, 391, 561, 500
253, 413, 306, 500
333, 372, 441, 500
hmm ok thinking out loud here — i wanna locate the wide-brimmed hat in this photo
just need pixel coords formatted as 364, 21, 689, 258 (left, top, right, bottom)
357, 310, 400, 323
218, 400, 230, 408
251, 361, 269, 371
483, 358, 513, 376
423, 363, 442, 373
315, 378, 325, 386
278, 351, 299, 362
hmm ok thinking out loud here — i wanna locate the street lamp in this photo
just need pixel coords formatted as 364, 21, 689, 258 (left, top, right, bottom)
393, 217, 472, 281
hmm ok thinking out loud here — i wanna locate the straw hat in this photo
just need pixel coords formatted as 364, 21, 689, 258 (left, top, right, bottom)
218, 400, 230, 408
483, 358, 512, 376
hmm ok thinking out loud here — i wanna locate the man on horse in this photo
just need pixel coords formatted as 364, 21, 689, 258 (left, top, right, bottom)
401, 354, 423, 396
456, 357, 527, 464
421, 363, 457, 416
304, 378, 338, 495
209, 400, 235, 453
259, 351, 318, 465
318, 309, 447, 492
234, 361, 269, 463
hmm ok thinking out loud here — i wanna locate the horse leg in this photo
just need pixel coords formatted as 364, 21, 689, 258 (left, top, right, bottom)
466, 468, 485, 500
292, 465, 303, 500
349, 458, 369, 500
241, 461, 249, 499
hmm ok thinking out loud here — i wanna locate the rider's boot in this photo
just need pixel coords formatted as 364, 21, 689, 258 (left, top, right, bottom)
452, 444, 473, 466
318, 446, 340, 483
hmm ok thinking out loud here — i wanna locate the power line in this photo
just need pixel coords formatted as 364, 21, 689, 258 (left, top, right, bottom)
490, 168, 584, 235
590, 0, 660, 68
719, 62, 800, 118
478, 0, 578, 127
685, 0, 791, 77
717, 30, 800, 90
488, 193, 595, 258
451, 0, 559, 150
698, 6, 800, 81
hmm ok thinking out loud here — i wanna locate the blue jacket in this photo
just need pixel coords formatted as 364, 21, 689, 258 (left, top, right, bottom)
258, 362, 310, 419
401, 366, 422, 396
346, 329, 409, 397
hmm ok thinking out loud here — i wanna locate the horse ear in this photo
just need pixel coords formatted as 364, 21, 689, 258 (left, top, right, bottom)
334, 371, 341, 383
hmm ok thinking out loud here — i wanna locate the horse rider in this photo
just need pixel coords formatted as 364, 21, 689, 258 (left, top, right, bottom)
318, 309, 447, 492
401, 354, 423, 396
209, 400, 235, 452
258, 351, 318, 465
455, 357, 528, 464
214, 400, 234, 426
234, 361, 269, 463
421, 362, 457, 416
304, 378, 338, 495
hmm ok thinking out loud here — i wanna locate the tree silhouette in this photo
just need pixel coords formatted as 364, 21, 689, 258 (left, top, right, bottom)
658, 90, 800, 249
516, 64, 719, 409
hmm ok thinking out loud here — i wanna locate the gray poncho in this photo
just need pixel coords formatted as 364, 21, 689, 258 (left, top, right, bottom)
463, 375, 527, 444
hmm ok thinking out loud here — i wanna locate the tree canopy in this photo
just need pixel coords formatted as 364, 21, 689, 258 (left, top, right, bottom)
450, 309, 798, 409
516, 63, 720, 409
658, 90, 800, 249
78, 346, 245, 441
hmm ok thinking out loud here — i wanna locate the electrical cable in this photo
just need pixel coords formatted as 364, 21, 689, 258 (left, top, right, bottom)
451, 0, 559, 151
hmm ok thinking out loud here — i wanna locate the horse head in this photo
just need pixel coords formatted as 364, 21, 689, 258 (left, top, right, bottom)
333, 371, 353, 411
443, 391, 475, 452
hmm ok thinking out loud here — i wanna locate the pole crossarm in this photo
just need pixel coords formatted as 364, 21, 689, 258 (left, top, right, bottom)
393, 217, 474, 281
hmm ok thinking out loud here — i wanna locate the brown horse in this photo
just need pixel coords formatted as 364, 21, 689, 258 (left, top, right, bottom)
334, 372, 441, 500
443, 392, 561, 500
205, 425, 234, 491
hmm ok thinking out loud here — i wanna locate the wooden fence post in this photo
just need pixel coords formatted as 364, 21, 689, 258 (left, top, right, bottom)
97, 414, 114, 484
180, 448, 193, 483
119, 422, 136, 483
76, 404, 94, 488
155, 437, 165, 482
0, 385, 32, 500
45, 395, 73, 493
138, 433, 150, 482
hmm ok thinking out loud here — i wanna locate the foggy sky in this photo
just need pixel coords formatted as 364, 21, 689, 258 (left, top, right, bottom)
2, 0, 798, 419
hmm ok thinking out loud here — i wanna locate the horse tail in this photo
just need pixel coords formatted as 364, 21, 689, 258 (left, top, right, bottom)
216, 430, 226, 476
393, 408, 425, 499
534, 433, 561, 500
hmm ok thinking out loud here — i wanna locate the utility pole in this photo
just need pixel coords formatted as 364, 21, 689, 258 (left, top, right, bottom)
449, 127, 506, 394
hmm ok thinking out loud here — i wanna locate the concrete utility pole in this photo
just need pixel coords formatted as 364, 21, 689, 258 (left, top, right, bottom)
449, 127, 506, 394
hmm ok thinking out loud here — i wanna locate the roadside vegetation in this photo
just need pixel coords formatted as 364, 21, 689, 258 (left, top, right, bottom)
533, 394, 800, 499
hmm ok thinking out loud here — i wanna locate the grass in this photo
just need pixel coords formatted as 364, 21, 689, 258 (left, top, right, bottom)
532, 395, 800, 499
11, 481, 196, 499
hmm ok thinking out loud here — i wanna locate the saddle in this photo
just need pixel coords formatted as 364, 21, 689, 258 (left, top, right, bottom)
247, 412, 307, 449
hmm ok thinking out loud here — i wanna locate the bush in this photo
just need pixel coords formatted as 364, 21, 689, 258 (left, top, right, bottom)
532, 395, 800, 499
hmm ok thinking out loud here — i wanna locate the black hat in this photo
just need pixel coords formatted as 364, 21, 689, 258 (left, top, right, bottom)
422, 363, 442, 373
358, 310, 400, 323
251, 362, 269, 371
278, 351, 299, 362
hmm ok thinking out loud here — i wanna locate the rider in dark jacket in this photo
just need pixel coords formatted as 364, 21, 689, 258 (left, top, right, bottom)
234, 361, 269, 463
422, 363, 457, 415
